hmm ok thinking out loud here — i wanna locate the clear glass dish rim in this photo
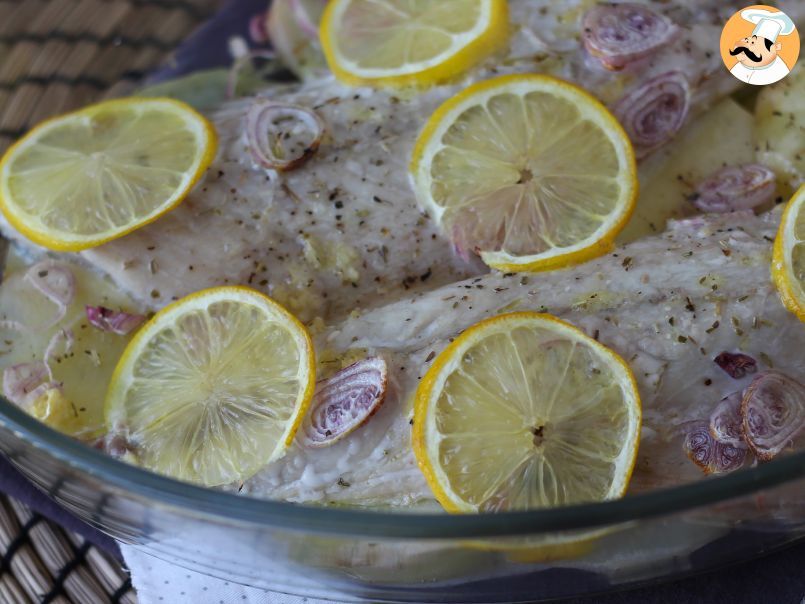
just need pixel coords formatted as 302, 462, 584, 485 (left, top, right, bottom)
1, 396, 804, 540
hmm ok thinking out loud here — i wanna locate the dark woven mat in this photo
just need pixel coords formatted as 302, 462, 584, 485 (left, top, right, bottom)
0, 494, 135, 603
0, 0, 220, 153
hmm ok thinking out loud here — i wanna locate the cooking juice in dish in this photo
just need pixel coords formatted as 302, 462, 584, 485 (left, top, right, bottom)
0, 0, 803, 514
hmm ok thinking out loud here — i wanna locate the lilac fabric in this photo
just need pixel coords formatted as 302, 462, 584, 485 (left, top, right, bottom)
147, 0, 269, 84
0, 0, 803, 600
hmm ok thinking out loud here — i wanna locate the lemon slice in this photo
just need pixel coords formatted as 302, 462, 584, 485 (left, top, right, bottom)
105, 287, 315, 487
413, 312, 641, 513
0, 98, 217, 252
320, 0, 509, 87
772, 185, 805, 322
411, 74, 637, 272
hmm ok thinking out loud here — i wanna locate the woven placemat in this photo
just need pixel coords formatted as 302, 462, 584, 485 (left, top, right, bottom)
0, 494, 136, 603
0, 0, 220, 153
0, 0, 221, 600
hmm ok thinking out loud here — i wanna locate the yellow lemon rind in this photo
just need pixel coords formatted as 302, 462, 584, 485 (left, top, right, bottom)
0, 97, 217, 252
320, 0, 510, 88
410, 74, 638, 273
772, 185, 805, 322
412, 311, 641, 514
104, 286, 316, 482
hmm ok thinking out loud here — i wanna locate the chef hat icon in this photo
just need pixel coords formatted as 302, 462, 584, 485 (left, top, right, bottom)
741, 8, 796, 42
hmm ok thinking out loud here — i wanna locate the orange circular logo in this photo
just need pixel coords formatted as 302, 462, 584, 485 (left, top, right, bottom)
720, 5, 799, 86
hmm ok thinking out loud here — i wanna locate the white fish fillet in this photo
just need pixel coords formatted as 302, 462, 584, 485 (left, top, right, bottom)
241, 208, 805, 506
2, 0, 804, 510
7, 0, 800, 323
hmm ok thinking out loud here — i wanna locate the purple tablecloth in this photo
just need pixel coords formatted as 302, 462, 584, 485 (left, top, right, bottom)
1, 0, 803, 600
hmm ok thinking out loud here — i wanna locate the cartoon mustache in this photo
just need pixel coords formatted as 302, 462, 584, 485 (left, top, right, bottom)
730, 46, 763, 62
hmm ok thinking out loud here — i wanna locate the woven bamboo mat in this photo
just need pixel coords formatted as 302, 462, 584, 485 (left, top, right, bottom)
0, 494, 136, 603
0, 0, 221, 601
0, 0, 220, 153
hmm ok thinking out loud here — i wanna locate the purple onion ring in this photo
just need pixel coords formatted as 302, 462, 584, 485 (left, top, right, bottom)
742, 371, 805, 461
2, 361, 61, 408
300, 357, 387, 448
249, 13, 270, 45
23, 261, 75, 328
683, 421, 746, 475
290, 0, 324, 40
709, 391, 747, 449
86, 306, 145, 335
613, 71, 690, 159
245, 101, 325, 171
582, 3, 677, 71
690, 164, 776, 213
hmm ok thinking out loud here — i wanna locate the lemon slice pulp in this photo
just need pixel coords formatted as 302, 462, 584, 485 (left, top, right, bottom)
0, 98, 216, 251
772, 185, 805, 322
411, 74, 637, 272
413, 312, 641, 513
320, 0, 509, 87
105, 287, 315, 487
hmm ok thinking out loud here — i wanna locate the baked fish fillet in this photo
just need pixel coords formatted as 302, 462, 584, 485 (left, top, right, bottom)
7, 0, 800, 322
239, 208, 805, 506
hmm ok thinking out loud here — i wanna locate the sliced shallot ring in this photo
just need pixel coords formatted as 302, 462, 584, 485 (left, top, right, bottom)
709, 391, 747, 449
23, 261, 75, 327
683, 421, 746, 475
245, 101, 325, 171
86, 306, 146, 335
613, 71, 690, 159
742, 371, 805, 461
301, 357, 388, 448
2, 361, 61, 408
582, 3, 677, 71
43, 328, 74, 380
249, 13, 270, 45
290, 0, 323, 39
690, 165, 776, 213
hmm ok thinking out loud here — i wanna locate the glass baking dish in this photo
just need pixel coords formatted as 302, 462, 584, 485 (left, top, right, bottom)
0, 394, 802, 603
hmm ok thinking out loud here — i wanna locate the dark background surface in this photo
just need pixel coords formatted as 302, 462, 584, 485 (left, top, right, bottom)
0, 0, 803, 601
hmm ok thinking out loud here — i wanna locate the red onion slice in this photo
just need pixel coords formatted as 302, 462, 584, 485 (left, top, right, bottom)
613, 71, 690, 159
690, 165, 776, 213
582, 3, 677, 71
23, 261, 75, 327
290, 0, 326, 40
301, 357, 388, 448
683, 421, 746, 475
86, 306, 145, 335
245, 101, 325, 171
3, 327, 72, 406
249, 13, 270, 45
742, 371, 805, 461
2, 361, 61, 407
43, 329, 74, 380
714, 351, 757, 380
709, 392, 747, 449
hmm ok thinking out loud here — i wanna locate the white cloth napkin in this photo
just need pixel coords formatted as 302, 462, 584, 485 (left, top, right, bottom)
121, 544, 341, 604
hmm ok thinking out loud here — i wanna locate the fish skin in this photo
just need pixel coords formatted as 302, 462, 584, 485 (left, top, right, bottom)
242, 209, 805, 505
7, 0, 802, 323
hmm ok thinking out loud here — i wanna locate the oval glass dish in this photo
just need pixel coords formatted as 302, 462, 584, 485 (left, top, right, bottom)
1, 1, 804, 601
0, 397, 803, 603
